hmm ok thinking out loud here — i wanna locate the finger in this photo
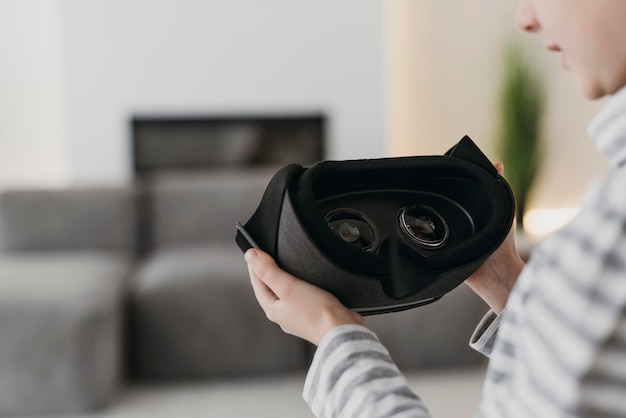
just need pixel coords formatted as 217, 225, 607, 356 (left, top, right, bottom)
245, 249, 297, 299
494, 161, 504, 176
246, 251, 280, 316
249, 266, 278, 303
250, 275, 281, 317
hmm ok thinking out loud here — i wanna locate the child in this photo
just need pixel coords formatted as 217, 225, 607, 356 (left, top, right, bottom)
245, 0, 626, 416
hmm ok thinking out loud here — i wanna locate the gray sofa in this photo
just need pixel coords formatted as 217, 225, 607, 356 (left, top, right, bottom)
0, 167, 488, 417
129, 168, 305, 380
0, 188, 135, 415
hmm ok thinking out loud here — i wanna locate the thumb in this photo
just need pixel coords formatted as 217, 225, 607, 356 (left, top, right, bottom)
245, 249, 294, 297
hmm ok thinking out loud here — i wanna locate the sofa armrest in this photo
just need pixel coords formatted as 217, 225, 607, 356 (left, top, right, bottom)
0, 187, 137, 254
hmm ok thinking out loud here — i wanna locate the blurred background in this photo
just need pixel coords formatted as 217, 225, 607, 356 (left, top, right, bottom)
0, 0, 611, 417
0, 0, 608, 208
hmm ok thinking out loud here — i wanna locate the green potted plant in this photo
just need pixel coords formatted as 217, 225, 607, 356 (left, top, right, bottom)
495, 39, 546, 231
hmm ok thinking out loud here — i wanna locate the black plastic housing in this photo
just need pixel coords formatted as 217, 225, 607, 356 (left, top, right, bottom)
236, 136, 515, 314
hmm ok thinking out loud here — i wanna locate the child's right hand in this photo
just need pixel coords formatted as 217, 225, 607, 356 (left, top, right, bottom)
245, 248, 365, 346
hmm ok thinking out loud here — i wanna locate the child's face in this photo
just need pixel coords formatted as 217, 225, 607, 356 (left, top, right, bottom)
516, 0, 626, 99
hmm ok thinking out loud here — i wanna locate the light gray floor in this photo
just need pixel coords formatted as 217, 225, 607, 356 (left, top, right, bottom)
54, 367, 486, 418
407, 367, 486, 417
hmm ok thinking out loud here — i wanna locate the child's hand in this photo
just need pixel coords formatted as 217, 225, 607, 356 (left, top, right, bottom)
245, 249, 365, 346
464, 162, 525, 314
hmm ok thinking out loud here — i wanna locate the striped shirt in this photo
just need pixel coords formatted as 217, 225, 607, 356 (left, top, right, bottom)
303, 85, 626, 418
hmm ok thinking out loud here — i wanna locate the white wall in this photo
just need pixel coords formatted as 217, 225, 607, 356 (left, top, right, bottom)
0, 0, 69, 190
62, 0, 386, 185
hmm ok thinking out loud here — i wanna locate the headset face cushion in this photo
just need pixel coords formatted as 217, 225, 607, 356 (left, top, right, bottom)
236, 136, 515, 315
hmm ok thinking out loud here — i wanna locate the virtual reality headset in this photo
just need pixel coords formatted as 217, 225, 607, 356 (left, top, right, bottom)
236, 136, 514, 315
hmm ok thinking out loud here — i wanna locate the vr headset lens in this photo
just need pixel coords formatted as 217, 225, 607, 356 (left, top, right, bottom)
325, 208, 378, 251
399, 204, 450, 249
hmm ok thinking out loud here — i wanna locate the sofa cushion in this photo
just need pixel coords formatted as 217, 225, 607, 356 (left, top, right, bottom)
146, 168, 276, 250
130, 243, 305, 379
0, 187, 137, 254
0, 252, 130, 415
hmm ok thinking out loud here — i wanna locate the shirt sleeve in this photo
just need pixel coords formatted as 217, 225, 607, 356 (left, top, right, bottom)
469, 309, 503, 357
303, 324, 431, 418
475, 170, 626, 417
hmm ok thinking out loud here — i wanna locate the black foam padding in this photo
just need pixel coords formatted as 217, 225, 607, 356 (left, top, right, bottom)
275, 193, 442, 314
293, 139, 513, 276
445, 135, 498, 175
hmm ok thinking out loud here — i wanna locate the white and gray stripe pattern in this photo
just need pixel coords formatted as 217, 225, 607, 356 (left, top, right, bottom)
304, 326, 429, 418
476, 169, 626, 418
302, 86, 626, 417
